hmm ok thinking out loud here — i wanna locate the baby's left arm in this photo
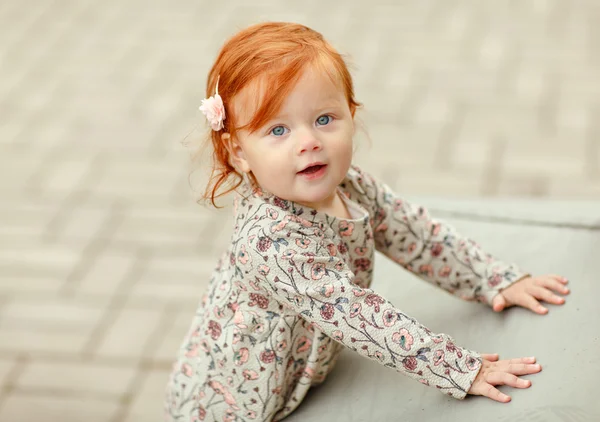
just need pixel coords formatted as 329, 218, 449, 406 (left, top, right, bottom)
351, 166, 569, 312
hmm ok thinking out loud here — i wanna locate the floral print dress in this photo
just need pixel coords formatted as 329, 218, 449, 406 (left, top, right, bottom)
164, 164, 527, 422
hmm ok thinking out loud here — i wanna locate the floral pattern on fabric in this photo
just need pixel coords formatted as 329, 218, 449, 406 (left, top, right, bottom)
164, 165, 527, 421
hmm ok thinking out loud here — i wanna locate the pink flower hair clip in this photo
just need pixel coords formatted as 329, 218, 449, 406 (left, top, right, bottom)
199, 77, 226, 131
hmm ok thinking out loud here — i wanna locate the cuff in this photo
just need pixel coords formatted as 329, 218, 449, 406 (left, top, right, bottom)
447, 350, 482, 400
481, 267, 531, 306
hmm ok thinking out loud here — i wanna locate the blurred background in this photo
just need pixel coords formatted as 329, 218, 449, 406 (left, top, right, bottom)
0, 0, 598, 421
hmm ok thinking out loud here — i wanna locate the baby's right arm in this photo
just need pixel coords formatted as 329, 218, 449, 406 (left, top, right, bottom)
245, 222, 542, 402
244, 219, 482, 400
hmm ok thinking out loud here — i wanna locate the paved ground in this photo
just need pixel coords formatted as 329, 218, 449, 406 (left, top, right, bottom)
0, 0, 598, 421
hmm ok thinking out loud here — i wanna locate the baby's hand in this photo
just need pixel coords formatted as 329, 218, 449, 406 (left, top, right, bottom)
467, 353, 541, 402
491, 274, 569, 314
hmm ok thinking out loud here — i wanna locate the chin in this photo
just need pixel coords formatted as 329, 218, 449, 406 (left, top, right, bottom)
295, 187, 337, 205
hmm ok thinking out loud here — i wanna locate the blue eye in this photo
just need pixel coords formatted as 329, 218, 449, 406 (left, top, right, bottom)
316, 115, 332, 126
270, 126, 287, 136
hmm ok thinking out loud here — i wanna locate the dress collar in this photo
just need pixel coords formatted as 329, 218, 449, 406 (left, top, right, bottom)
234, 179, 369, 226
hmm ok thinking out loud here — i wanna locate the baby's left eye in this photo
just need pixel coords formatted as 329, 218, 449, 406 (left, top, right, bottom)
316, 115, 332, 126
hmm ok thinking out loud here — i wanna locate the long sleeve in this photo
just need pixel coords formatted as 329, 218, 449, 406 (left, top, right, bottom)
347, 166, 529, 305
245, 217, 483, 400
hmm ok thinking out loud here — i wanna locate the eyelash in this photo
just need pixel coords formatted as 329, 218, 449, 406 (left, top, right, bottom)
268, 114, 335, 137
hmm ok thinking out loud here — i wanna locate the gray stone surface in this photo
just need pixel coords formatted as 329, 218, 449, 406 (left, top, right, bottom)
0, 0, 599, 421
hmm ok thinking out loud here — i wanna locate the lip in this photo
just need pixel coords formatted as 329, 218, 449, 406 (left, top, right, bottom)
297, 163, 327, 181
297, 161, 326, 173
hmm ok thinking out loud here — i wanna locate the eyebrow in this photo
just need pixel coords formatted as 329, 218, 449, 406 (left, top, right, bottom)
269, 101, 344, 122
316, 99, 344, 109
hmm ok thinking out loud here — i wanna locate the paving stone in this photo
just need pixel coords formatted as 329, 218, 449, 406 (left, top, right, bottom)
0, 208, 54, 236
396, 171, 486, 197
111, 215, 205, 245
15, 360, 137, 396
0, 358, 16, 386
95, 308, 163, 360
0, 245, 81, 272
547, 177, 600, 198
0, 328, 89, 355
0, 297, 104, 331
0, 394, 120, 422
58, 206, 113, 242
129, 277, 208, 306
76, 250, 137, 295
151, 307, 198, 364
0, 275, 63, 296
123, 368, 172, 422
42, 156, 96, 193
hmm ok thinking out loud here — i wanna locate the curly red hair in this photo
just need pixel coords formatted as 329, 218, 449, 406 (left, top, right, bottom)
200, 22, 361, 207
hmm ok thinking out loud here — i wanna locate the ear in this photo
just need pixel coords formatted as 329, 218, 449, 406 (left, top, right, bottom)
222, 133, 251, 173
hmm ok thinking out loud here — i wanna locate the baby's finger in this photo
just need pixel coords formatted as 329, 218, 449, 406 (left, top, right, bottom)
519, 294, 547, 314
528, 285, 565, 305
498, 362, 542, 376
486, 372, 532, 389
549, 274, 569, 284
483, 383, 511, 403
537, 277, 570, 295
481, 353, 499, 361
495, 356, 536, 364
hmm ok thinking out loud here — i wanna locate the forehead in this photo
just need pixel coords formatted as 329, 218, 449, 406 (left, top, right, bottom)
285, 67, 345, 104
231, 64, 345, 127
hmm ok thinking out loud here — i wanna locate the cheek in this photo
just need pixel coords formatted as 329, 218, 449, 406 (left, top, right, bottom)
332, 131, 353, 156
246, 148, 289, 181
333, 133, 354, 171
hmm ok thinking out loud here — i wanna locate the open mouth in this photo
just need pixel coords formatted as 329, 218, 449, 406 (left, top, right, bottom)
298, 164, 326, 175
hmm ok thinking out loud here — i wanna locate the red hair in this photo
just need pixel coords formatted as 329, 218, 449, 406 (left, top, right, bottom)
199, 22, 361, 207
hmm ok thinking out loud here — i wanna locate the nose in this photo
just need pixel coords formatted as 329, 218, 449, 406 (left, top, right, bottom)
297, 130, 322, 155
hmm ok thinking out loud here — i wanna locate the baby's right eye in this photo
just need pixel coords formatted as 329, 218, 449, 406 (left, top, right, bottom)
270, 126, 288, 137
